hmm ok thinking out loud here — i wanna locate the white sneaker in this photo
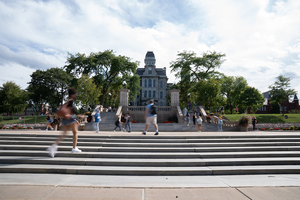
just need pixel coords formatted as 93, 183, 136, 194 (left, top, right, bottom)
114, 130, 115, 132
45, 129, 48, 131
51, 128, 54, 131
71, 147, 82, 153
46, 144, 57, 158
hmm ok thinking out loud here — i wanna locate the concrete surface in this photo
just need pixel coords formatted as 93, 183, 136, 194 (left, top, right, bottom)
1, 130, 300, 199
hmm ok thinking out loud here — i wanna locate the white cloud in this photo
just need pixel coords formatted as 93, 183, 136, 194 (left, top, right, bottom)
0, 0, 299, 95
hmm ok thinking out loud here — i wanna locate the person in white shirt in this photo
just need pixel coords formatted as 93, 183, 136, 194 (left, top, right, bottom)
197, 116, 203, 132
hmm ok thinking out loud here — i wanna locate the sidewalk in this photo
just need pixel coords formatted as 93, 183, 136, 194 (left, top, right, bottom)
0, 174, 300, 199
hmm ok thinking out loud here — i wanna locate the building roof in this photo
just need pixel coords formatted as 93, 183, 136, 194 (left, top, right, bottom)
145, 51, 155, 58
263, 91, 271, 99
136, 68, 145, 76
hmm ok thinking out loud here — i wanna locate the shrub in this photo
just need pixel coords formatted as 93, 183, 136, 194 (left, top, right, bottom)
290, 126, 295, 130
2, 127, 6, 129
283, 127, 288, 130
238, 114, 250, 127
274, 127, 280, 130
268, 128, 274, 131
261, 128, 266, 131
225, 110, 231, 114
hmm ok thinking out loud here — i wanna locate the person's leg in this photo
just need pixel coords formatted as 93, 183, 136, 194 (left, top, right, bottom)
220, 125, 223, 132
144, 124, 149, 132
118, 124, 121, 131
96, 122, 99, 132
55, 125, 69, 145
128, 122, 131, 132
70, 122, 78, 149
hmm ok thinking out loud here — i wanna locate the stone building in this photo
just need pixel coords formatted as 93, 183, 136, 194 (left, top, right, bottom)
133, 51, 172, 106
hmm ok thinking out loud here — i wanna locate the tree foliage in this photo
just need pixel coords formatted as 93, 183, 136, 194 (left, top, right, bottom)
64, 50, 141, 105
239, 87, 264, 113
27, 68, 73, 112
76, 74, 102, 111
169, 51, 226, 107
0, 81, 29, 115
220, 75, 248, 114
269, 75, 297, 111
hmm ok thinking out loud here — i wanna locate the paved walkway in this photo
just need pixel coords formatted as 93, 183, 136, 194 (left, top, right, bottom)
1, 130, 300, 199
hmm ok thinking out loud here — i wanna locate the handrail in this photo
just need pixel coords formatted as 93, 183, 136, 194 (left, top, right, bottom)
177, 106, 183, 123
116, 106, 122, 120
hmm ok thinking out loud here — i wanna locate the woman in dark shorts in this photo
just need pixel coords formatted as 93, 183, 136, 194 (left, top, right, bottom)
46, 88, 83, 157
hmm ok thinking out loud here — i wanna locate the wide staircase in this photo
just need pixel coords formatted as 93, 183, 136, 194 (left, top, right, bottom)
0, 133, 300, 175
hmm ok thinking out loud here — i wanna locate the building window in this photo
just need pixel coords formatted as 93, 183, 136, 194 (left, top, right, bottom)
153, 80, 156, 87
153, 91, 155, 98
144, 79, 147, 87
144, 90, 147, 98
264, 106, 266, 111
160, 102, 163, 106
148, 79, 152, 87
148, 67, 152, 74
160, 91, 163, 99
160, 81, 163, 88
149, 91, 151, 98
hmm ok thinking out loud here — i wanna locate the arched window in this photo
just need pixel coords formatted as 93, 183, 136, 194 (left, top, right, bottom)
160, 91, 163, 99
153, 80, 156, 87
144, 79, 147, 87
148, 79, 152, 87
160, 81, 163, 88
149, 91, 151, 98
153, 91, 155, 98
144, 90, 147, 98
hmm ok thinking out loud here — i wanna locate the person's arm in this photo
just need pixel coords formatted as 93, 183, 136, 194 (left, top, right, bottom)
144, 108, 149, 121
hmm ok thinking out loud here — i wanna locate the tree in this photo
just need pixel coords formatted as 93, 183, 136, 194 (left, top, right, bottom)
27, 68, 73, 112
64, 50, 141, 105
220, 75, 248, 114
76, 74, 102, 111
170, 51, 226, 107
269, 75, 297, 115
0, 81, 28, 115
193, 78, 222, 112
239, 87, 264, 113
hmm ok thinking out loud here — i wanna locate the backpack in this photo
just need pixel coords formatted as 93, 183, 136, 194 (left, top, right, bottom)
115, 120, 119, 126
150, 105, 157, 115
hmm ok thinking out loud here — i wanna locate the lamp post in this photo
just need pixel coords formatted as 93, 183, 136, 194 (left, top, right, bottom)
123, 81, 127, 88
108, 93, 112, 109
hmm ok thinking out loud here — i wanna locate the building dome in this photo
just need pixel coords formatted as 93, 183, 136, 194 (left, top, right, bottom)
144, 51, 156, 66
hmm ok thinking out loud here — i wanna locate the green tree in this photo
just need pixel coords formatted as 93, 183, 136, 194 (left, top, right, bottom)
76, 74, 102, 111
27, 68, 73, 112
193, 78, 222, 111
220, 75, 248, 114
239, 87, 264, 113
0, 81, 28, 115
170, 51, 226, 107
269, 75, 297, 115
64, 50, 141, 105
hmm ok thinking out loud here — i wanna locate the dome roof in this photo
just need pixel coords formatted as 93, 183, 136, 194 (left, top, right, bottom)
145, 51, 155, 58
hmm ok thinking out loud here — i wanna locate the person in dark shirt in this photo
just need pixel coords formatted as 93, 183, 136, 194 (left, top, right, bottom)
46, 88, 83, 157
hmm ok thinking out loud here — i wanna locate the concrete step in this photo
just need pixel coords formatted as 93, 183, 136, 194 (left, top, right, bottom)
1, 133, 300, 176
0, 164, 299, 175
1, 150, 300, 159
1, 145, 300, 152
2, 136, 300, 143
1, 140, 299, 147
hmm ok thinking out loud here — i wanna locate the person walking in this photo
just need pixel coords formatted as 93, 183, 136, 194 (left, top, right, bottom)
45, 113, 54, 131
143, 99, 159, 135
197, 116, 203, 132
121, 114, 126, 132
183, 107, 187, 122
186, 112, 190, 126
235, 107, 238, 114
125, 113, 132, 133
252, 116, 257, 132
94, 109, 100, 133
218, 116, 223, 132
220, 106, 224, 115
192, 112, 196, 126
113, 118, 122, 132
46, 88, 83, 157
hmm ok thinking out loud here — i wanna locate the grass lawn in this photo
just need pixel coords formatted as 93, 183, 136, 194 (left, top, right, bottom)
224, 114, 300, 123
0, 116, 48, 124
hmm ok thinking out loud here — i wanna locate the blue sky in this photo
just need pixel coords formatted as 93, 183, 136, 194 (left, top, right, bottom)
0, 0, 300, 96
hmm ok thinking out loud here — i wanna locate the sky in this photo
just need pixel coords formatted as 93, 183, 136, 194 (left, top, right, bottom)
0, 0, 300, 96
